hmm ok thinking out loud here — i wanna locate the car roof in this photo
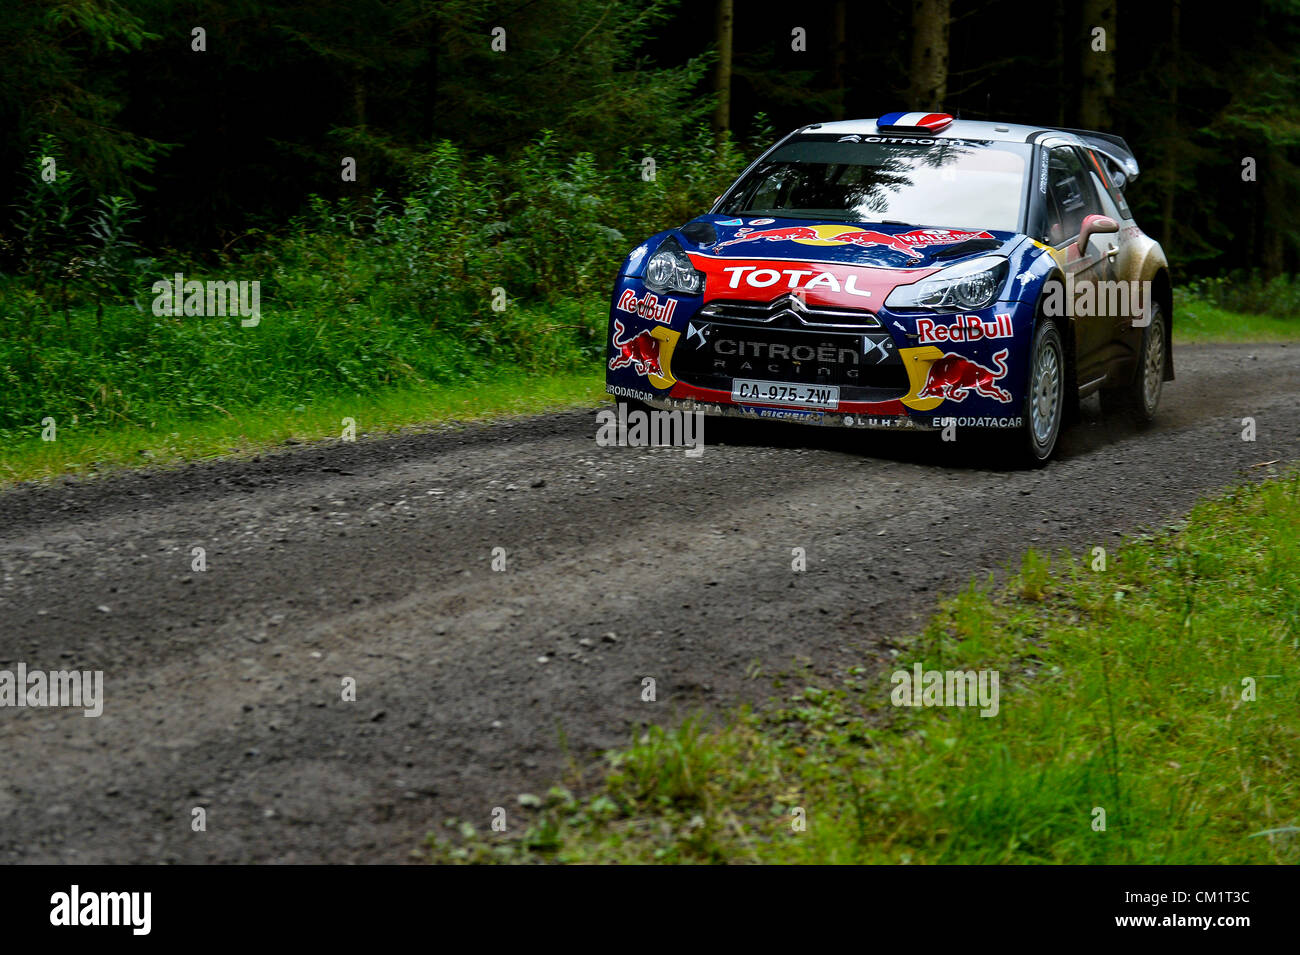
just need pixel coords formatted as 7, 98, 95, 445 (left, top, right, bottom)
798, 118, 1073, 145
795, 117, 1140, 179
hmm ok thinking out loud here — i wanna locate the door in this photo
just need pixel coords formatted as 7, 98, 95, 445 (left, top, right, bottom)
1040, 144, 1113, 384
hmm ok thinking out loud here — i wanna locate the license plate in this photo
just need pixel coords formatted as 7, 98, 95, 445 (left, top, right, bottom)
731, 379, 840, 409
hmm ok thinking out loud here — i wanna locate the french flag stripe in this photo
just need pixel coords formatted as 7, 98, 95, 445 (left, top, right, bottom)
879, 111, 952, 130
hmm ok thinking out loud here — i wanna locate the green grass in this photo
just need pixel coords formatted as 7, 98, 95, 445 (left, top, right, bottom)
0, 280, 609, 484
430, 471, 1300, 864
0, 292, 607, 436
1174, 291, 1300, 343
0, 371, 605, 484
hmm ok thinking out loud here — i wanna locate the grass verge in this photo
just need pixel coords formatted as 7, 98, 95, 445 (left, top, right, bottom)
429, 470, 1300, 863
1173, 292, 1300, 344
0, 371, 605, 484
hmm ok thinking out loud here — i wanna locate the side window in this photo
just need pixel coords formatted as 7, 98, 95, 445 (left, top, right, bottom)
1088, 169, 1121, 221
1086, 149, 1132, 219
1044, 146, 1101, 245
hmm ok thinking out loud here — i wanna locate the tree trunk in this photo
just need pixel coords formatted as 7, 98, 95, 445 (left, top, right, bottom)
1261, 148, 1284, 278
424, 16, 439, 139
1052, 0, 1066, 126
831, 0, 847, 120
353, 71, 366, 128
712, 0, 734, 140
1079, 0, 1117, 128
1160, 0, 1179, 253
352, 69, 369, 191
908, 0, 950, 110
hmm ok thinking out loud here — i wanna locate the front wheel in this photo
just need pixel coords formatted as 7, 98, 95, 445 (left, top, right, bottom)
1010, 319, 1066, 467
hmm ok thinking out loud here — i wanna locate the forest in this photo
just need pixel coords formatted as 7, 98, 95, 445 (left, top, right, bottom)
0, 0, 1296, 452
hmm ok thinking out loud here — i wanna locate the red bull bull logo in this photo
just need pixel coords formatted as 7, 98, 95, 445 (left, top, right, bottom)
713, 225, 824, 250
916, 348, 1013, 403
827, 229, 930, 256
609, 318, 664, 378
713, 224, 995, 257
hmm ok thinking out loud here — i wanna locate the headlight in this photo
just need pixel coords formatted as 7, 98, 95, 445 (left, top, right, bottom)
884, 255, 1009, 311
644, 236, 705, 295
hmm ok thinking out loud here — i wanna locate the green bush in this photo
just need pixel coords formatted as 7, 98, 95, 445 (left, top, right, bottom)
0, 125, 762, 438
1182, 272, 1300, 316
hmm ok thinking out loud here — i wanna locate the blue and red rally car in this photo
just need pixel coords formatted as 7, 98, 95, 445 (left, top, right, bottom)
606, 112, 1172, 464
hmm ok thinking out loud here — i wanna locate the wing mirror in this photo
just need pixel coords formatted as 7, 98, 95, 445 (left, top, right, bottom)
1077, 214, 1119, 255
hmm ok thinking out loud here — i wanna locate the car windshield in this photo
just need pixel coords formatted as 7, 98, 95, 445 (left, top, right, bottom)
720, 136, 1031, 234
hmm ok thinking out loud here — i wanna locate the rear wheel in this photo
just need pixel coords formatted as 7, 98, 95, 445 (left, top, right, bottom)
1010, 319, 1065, 467
1101, 300, 1166, 425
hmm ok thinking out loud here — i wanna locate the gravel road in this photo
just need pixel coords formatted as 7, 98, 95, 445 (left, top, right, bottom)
1, 342, 1296, 862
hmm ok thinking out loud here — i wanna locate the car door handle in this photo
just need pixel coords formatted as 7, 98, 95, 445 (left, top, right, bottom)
1105, 244, 1118, 259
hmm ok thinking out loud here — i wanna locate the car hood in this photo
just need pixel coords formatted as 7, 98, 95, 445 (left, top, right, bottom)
677, 214, 1022, 270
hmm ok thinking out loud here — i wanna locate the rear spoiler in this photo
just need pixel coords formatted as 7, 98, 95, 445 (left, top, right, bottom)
1050, 127, 1140, 180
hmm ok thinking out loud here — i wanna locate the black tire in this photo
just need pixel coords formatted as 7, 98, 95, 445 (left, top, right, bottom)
699, 407, 746, 445
1100, 299, 1166, 426
1010, 318, 1066, 467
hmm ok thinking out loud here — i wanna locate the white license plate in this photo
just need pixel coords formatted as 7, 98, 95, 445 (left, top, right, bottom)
731, 379, 840, 409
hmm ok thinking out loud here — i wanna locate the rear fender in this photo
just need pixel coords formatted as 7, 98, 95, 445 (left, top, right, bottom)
1115, 231, 1173, 381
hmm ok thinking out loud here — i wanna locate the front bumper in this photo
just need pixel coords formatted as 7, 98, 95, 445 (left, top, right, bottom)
606, 386, 1030, 432
607, 386, 937, 430
606, 276, 1038, 433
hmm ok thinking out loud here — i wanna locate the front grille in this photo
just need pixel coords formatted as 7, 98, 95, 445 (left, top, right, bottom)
672, 321, 909, 397
699, 294, 881, 329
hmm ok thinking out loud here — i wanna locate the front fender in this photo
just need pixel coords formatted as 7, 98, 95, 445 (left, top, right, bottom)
619, 230, 674, 279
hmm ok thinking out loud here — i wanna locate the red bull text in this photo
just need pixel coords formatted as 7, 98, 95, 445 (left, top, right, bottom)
916, 313, 1013, 344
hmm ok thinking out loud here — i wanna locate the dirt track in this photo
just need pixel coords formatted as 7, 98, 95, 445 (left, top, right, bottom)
1, 342, 1296, 862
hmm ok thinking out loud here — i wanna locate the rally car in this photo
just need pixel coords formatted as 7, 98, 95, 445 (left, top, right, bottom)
605, 112, 1172, 464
